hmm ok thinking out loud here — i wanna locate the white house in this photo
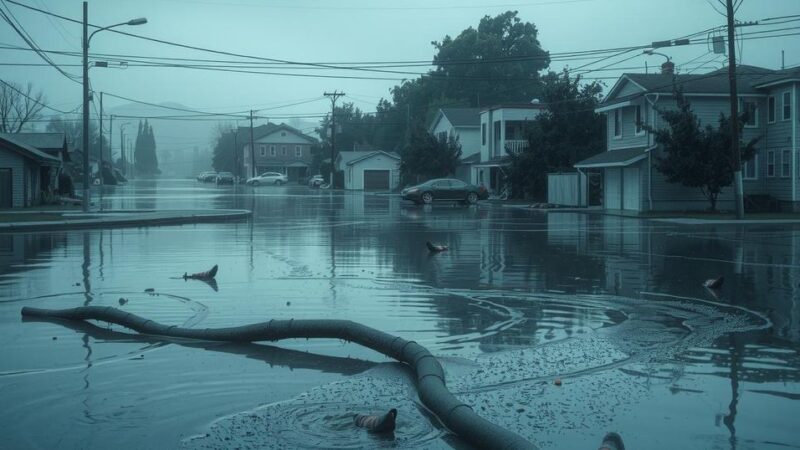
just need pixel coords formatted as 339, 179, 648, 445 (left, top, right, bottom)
336, 150, 401, 190
476, 101, 545, 191
428, 108, 481, 184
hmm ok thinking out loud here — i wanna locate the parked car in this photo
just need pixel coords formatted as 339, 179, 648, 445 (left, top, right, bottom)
247, 172, 288, 186
401, 178, 489, 205
197, 171, 217, 182
215, 172, 235, 184
308, 174, 325, 188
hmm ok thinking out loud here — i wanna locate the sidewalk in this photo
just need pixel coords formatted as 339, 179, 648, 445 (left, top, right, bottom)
0, 209, 252, 232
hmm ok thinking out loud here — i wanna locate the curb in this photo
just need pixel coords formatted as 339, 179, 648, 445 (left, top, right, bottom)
0, 209, 252, 232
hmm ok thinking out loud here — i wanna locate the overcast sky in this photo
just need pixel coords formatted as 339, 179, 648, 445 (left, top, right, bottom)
1, 0, 799, 141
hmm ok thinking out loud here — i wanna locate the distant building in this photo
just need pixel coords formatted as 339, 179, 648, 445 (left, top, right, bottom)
242, 123, 317, 182
429, 108, 481, 184
0, 134, 60, 208
335, 150, 401, 190
0, 132, 71, 191
575, 64, 799, 212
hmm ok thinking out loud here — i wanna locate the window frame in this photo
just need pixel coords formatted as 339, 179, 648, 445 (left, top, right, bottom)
781, 149, 791, 178
767, 150, 775, 177
259, 145, 266, 156
738, 98, 759, 128
281, 145, 287, 156
743, 153, 758, 180
634, 105, 645, 136
481, 123, 486, 145
767, 95, 776, 123
782, 91, 792, 121
269, 145, 276, 157
295, 145, 302, 157
613, 109, 622, 139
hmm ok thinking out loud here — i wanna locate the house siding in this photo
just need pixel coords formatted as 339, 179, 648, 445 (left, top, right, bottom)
608, 106, 648, 150
0, 149, 25, 207
617, 79, 645, 98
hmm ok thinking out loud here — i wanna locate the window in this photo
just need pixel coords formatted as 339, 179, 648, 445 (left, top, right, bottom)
767, 151, 775, 177
437, 131, 447, 143
281, 131, 286, 137
743, 154, 757, 180
281, 146, 286, 156
739, 99, 758, 127
782, 149, 791, 177
295, 145, 302, 157
481, 123, 486, 145
269, 145, 276, 156
260, 145, 266, 156
613, 109, 621, 138
635, 105, 645, 135
768, 96, 776, 123
450, 180, 467, 188
783, 91, 792, 121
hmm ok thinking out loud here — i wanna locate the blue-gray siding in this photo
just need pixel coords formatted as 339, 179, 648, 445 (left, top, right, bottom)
0, 149, 25, 208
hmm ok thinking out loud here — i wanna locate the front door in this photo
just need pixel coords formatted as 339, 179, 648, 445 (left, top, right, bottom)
0, 168, 11, 208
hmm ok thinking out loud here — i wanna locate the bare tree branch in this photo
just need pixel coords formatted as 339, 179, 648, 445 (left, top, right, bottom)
0, 81, 47, 133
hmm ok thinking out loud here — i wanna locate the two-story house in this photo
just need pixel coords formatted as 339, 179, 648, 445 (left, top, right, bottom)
575, 64, 800, 212
475, 101, 545, 191
428, 108, 481, 184
242, 123, 317, 182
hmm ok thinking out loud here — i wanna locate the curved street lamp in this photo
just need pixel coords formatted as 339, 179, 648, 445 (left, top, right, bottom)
82, 2, 146, 211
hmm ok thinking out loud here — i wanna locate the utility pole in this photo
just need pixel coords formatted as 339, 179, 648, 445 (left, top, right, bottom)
109, 113, 113, 177
726, 0, 744, 219
249, 110, 256, 178
324, 91, 345, 186
81, 1, 89, 211
99, 91, 104, 185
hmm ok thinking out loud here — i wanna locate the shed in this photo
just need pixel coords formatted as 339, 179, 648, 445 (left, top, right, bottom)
336, 151, 401, 191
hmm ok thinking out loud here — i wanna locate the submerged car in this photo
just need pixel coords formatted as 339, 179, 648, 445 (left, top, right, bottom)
197, 171, 217, 182
401, 178, 489, 205
247, 172, 287, 186
215, 172, 235, 184
307, 174, 325, 187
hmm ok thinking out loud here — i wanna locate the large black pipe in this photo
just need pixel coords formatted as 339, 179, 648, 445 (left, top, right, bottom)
21, 306, 536, 450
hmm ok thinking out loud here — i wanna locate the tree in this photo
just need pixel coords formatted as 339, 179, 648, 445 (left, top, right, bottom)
646, 93, 759, 211
400, 127, 462, 185
0, 81, 47, 133
134, 119, 160, 175
507, 70, 605, 199
211, 124, 237, 174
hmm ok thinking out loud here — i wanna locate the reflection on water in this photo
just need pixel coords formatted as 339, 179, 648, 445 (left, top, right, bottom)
1, 179, 799, 449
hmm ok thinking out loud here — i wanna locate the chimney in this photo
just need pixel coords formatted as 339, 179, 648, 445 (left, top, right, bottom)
661, 61, 675, 75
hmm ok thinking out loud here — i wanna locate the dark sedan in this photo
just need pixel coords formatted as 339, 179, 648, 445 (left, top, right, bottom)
401, 178, 488, 205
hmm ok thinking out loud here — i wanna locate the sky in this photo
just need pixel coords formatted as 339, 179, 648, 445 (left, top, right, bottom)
1, 0, 799, 154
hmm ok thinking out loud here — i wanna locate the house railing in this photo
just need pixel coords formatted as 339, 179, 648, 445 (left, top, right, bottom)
504, 140, 529, 155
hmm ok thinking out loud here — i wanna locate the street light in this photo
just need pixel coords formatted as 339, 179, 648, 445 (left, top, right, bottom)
82, 2, 146, 211
643, 49, 674, 75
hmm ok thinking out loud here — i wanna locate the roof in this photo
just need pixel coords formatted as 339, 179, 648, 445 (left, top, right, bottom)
460, 153, 481, 164
481, 102, 546, 113
0, 134, 60, 164
574, 147, 652, 168
0, 132, 70, 162
237, 123, 318, 145
336, 150, 400, 167
601, 65, 778, 107
752, 66, 800, 88
473, 155, 511, 168
440, 108, 481, 127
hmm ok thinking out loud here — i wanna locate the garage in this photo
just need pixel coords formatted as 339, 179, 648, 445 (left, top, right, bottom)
604, 168, 621, 209
363, 170, 390, 190
622, 167, 640, 210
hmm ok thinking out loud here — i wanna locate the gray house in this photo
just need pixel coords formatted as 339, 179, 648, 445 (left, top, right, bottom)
242, 123, 317, 182
428, 108, 481, 184
575, 64, 799, 212
0, 134, 60, 208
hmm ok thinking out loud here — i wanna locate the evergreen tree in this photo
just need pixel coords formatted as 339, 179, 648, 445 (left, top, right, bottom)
400, 127, 462, 185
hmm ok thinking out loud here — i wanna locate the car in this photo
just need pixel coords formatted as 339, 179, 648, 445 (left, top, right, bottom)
401, 178, 489, 205
215, 172, 235, 184
197, 171, 217, 182
307, 174, 325, 188
246, 172, 288, 186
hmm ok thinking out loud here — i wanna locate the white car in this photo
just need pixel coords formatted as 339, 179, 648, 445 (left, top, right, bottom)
247, 172, 288, 186
307, 175, 325, 187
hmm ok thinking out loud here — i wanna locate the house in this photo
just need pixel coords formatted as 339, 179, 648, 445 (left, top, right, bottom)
0, 134, 60, 208
0, 132, 71, 192
476, 101, 546, 191
428, 108, 481, 184
242, 123, 317, 182
335, 150, 401, 190
575, 63, 800, 212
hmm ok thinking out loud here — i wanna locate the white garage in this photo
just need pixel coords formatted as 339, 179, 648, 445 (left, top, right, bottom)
575, 147, 650, 211
336, 150, 401, 191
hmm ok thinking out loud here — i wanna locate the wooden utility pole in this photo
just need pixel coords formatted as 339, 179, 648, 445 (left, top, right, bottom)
324, 91, 345, 186
99, 91, 104, 184
726, 0, 745, 219
249, 110, 256, 178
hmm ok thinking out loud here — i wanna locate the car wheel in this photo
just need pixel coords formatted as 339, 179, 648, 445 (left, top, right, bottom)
467, 192, 478, 204
275, 180, 283, 185
421, 192, 433, 204
251, 180, 259, 186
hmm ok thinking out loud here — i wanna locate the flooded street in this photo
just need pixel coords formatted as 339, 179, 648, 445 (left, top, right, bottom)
1, 179, 799, 449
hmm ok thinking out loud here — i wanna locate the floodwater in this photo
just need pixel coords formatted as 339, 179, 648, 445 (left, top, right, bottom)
1, 179, 799, 450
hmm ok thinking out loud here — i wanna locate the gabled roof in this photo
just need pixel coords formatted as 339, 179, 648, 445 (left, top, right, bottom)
601, 65, 777, 107
0, 132, 70, 162
574, 146, 652, 168
0, 134, 60, 164
440, 108, 481, 127
237, 123, 318, 145
752, 66, 800, 88
260, 123, 318, 143
336, 150, 400, 167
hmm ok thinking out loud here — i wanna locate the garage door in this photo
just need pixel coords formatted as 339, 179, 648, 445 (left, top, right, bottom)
604, 168, 621, 209
623, 167, 640, 211
363, 170, 390, 190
